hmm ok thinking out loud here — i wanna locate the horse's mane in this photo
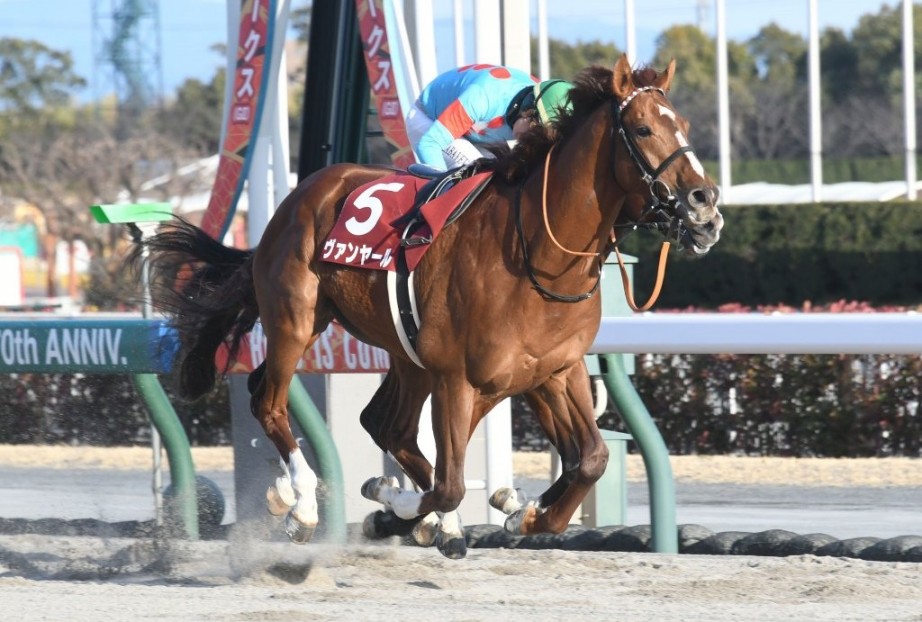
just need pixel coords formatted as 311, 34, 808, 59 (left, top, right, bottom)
484, 64, 662, 184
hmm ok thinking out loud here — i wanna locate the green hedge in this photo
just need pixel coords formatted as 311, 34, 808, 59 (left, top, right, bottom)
619, 201, 922, 309
0, 373, 231, 446
510, 346, 922, 458
601, 352, 922, 458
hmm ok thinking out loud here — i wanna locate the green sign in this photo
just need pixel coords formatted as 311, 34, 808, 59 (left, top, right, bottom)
0, 319, 175, 373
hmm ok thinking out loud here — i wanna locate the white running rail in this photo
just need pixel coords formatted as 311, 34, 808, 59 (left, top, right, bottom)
591, 313, 922, 355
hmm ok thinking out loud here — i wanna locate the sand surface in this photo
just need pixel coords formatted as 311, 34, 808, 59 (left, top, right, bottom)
3, 533, 922, 621
1, 445, 921, 620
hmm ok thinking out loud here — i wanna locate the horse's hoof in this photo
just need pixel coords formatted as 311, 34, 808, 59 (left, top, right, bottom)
410, 513, 439, 547
362, 511, 383, 539
266, 485, 294, 516
489, 487, 524, 514
361, 476, 389, 501
435, 532, 467, 560
504, 505, 537, 535
362, 510, 423, 539
285, 511, 316, 544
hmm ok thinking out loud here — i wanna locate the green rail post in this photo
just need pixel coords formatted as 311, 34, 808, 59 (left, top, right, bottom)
90, 202, 200, 539
287, 377, 347, 543
132, 373, 199, 540
600, 352, 677, 553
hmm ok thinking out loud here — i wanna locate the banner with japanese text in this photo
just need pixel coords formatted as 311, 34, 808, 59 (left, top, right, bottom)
201, 0, 276, 241
356, 0, 416, 169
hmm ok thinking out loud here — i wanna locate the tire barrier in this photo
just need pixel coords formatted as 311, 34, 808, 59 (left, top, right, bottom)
462, 523, 922, 562
2, 518, 920, 563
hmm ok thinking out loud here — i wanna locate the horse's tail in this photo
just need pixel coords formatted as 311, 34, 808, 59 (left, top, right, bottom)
133, 217, 259, 400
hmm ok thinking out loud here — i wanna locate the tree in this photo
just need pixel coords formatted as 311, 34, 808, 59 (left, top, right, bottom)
0, 38, 199, 304
531, 38, 622, 80
651, 25, 755, 160
0, 38, 85, 118
850, 4, 906, 97
817, 3, 922, 159
820, 27, 860, 103
737, 24, 809, 160
748, 23, 807, 84
157, 72, 225, 156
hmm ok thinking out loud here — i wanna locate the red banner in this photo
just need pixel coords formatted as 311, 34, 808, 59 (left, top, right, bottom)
216, 323, 390, 374
201, 0, 274, 240
356, 0, 416, 169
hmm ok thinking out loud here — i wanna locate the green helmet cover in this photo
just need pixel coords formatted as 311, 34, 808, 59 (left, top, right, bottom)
533, 79, 573, 124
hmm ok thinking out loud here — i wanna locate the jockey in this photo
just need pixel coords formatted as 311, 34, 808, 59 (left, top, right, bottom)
406, 64, 573, 170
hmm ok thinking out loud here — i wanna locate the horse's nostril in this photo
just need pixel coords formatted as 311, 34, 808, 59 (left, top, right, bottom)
688, 188, 710, 208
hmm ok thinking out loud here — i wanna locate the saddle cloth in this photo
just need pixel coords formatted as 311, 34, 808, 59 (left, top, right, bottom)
321, 169, 492, 272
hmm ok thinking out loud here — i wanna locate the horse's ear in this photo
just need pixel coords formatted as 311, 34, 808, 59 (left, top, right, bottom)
653, 58, 676, 93
611, 54, 634, 99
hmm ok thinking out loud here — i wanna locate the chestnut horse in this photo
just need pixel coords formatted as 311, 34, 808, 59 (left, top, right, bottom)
139, 56, 722, 559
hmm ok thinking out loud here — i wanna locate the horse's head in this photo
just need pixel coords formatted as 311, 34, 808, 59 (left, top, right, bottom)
610, 55, 723, 255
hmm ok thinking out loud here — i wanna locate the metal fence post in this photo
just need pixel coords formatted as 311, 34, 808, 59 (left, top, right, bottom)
600, 353, 677, 553
132, 373, 199, 540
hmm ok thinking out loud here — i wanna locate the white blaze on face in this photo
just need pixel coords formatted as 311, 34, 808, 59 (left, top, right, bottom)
658, 104, 706, 177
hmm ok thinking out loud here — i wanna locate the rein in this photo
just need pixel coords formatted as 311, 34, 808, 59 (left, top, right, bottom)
518, 86, 690, 308
515, 182, 602, 303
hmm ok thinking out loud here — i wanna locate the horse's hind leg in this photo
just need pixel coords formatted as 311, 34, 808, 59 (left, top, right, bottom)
360, 374, 481, 559
359, 361, 441, 545
359, 363, 433, 488
247, 362, 295, 515
250, 265, 330, 543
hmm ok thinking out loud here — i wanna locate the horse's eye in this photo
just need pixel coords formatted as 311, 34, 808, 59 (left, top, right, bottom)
634, 126, 653, 138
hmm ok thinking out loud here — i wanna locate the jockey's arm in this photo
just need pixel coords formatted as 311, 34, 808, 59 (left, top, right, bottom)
414, 86, 487, 168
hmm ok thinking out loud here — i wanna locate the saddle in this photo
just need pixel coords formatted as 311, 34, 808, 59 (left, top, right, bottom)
394, 163, 491, 247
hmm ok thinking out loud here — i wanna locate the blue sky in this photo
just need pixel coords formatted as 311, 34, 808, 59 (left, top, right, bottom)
0, 0, 893, 100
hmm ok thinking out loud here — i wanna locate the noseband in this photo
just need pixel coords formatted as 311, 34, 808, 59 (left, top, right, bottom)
612, 86, 694, 244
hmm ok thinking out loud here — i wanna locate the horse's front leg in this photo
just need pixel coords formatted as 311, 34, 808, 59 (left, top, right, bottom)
498, 365, 608, 536
490, 382, 582, 518
363, 376, 479, 559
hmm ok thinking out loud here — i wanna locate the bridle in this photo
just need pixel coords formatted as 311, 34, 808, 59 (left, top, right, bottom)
610, 85, 693, 247
516, 84, 697, 308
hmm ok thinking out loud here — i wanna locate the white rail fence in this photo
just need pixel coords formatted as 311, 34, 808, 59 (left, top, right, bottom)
592, 312, 922, 355
586, 311, 922, 550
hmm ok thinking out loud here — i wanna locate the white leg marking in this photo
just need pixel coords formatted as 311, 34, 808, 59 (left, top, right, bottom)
362, 476, 425, 519
377, 481, 425, 520
274, 457, 297, 507
438, 510, 463, 541
489, 487, 524, 515
288, 449, 318, 526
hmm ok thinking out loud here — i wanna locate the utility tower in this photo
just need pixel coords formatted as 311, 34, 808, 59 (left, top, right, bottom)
696, 0, 711, 32
92, 0, 164, 125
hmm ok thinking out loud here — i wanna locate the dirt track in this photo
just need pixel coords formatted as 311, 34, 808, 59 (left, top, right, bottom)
2, 445, 922, 620
3, 532, 922, 621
